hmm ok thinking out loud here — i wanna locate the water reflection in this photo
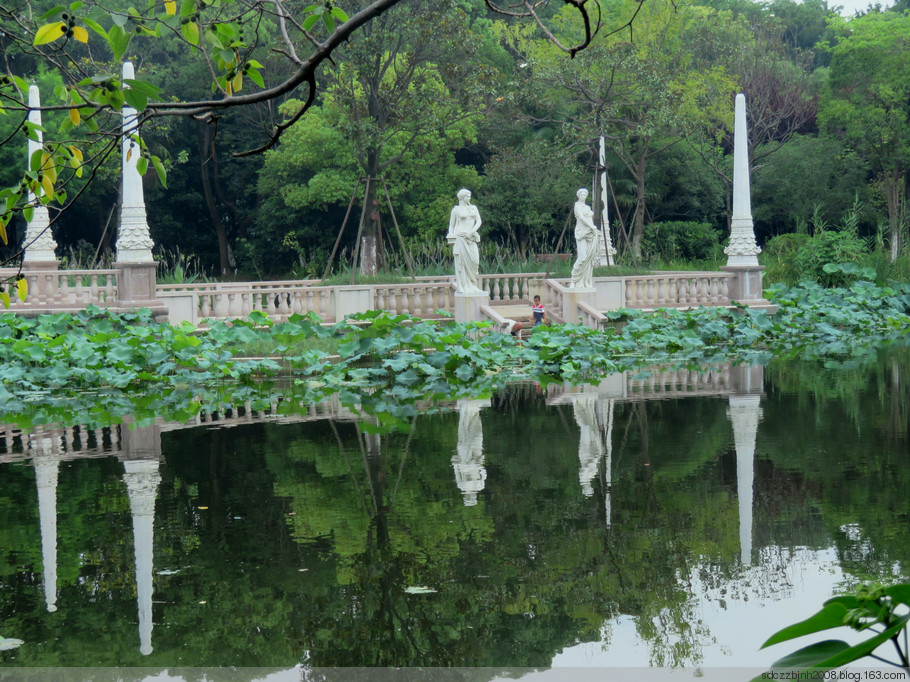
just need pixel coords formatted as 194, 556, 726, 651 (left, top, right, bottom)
1, 352, 908, 671
452, 399, 489, 506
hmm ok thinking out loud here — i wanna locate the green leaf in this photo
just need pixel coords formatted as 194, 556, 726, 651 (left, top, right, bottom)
123, 88, 148, 111
151, 156, 167, 188
34, 22, 66, 46
761, 602, 850, 649
303, 14, 319, 31
40, 6, 66, 19
136, 156, 148, 175
82, 17, 108, 39
106, 24, 132, 61
247, 68, 264, 89
123, 79, 162, 98
768, 640, 852, 669
181, 21, 200, 45
885, 584, 910, 607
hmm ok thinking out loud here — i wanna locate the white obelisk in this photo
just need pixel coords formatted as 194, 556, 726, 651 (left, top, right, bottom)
23, 85, 59, 267
116, 62, 155, 264
596, 136, 616, 267
724, 94, 762, 267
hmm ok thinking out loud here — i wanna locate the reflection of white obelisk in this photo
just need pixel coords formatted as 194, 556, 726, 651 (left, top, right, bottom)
728, 395, 762, 565
33, 434, 60, 613
596, 397, 615, 527
452, 399, 490, 506
123, 458, 161, 655
573, 395, 605, 498
23, 85, 59, 267
116, 62, 155, 264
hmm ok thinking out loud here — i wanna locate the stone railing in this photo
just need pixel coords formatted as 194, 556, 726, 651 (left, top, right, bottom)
542, 279, 570, 324
623, 272, 732, 309
157, 282, 337, 324
479, 304, 518, 335
0, 268, 118, 310
0, 423, 122, 464
577, 300, 608, 329
373, 282, 455, 317
481, 273, 543, 303
157, 279, 458, 325
626, 364, 733, 397
547, 363, 753, 405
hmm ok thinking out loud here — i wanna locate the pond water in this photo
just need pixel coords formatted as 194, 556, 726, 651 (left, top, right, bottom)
0, 349, 908, 677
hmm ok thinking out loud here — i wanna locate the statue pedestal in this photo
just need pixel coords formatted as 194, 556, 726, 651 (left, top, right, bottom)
116, 262, 167, 320
454, 292, 489, 323
564, 287, 596, 324
722, 265, 770, 306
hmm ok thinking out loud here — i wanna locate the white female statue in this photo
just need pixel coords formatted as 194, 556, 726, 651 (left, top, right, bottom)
571, 188, 598, 289
447, 189, 485, 295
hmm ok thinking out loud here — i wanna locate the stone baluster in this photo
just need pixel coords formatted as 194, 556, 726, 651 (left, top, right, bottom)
213, 293, 229, 317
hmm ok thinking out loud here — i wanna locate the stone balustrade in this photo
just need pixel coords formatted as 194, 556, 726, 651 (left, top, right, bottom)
623, 272, 732, 309
541, 279, 570, 324
0, 268, 118, 310
0, 267, 763, 330
373, 282, 455, 317
577, 300, 608, 329
480, 273, 543, 303
626, 364, 732, 397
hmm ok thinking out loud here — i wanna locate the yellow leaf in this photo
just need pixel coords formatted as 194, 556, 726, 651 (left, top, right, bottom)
69, 107, 81, 126
224, 79, 232, 96
126, 147, 132, 162
232, 71, 242, 93
165, 0, 176, 14
41, 174, 54, 198
69, 145, 83, 164
72, 26, 88, 43
41, 153, 57, 185
0, 291, 9, 309
15, 278, 27, 303
33, 22, 66, 46
0, 222, 7, 245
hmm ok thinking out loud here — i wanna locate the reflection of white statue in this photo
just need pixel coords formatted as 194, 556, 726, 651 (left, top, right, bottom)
573, 395, 604, 497
570, 189, 598, 290
452, 399, 489, 506
447, 189, 484, 295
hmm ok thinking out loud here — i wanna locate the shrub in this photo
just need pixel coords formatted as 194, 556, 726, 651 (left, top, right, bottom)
641, 221, 721, 263
792, 231, 868, 286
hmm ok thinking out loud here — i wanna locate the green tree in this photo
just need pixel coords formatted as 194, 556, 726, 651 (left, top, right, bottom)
511, 0, 737, 260
0, 0, 614, 278
819, 11, 910, 262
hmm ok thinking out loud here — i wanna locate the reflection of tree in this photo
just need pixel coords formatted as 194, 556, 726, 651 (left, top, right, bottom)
759, 348, 910, 580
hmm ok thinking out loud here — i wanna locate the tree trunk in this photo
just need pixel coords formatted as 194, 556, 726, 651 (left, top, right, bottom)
630, 152, 649, 261
884, 168, 906, 263
360, 152, 383, 276
199, 127, 233, 277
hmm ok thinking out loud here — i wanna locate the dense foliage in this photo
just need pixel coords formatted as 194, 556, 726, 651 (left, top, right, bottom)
1, 0, 908, 277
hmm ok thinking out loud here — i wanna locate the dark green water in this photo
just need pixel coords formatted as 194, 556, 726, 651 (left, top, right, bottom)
0, 351, 908, 672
